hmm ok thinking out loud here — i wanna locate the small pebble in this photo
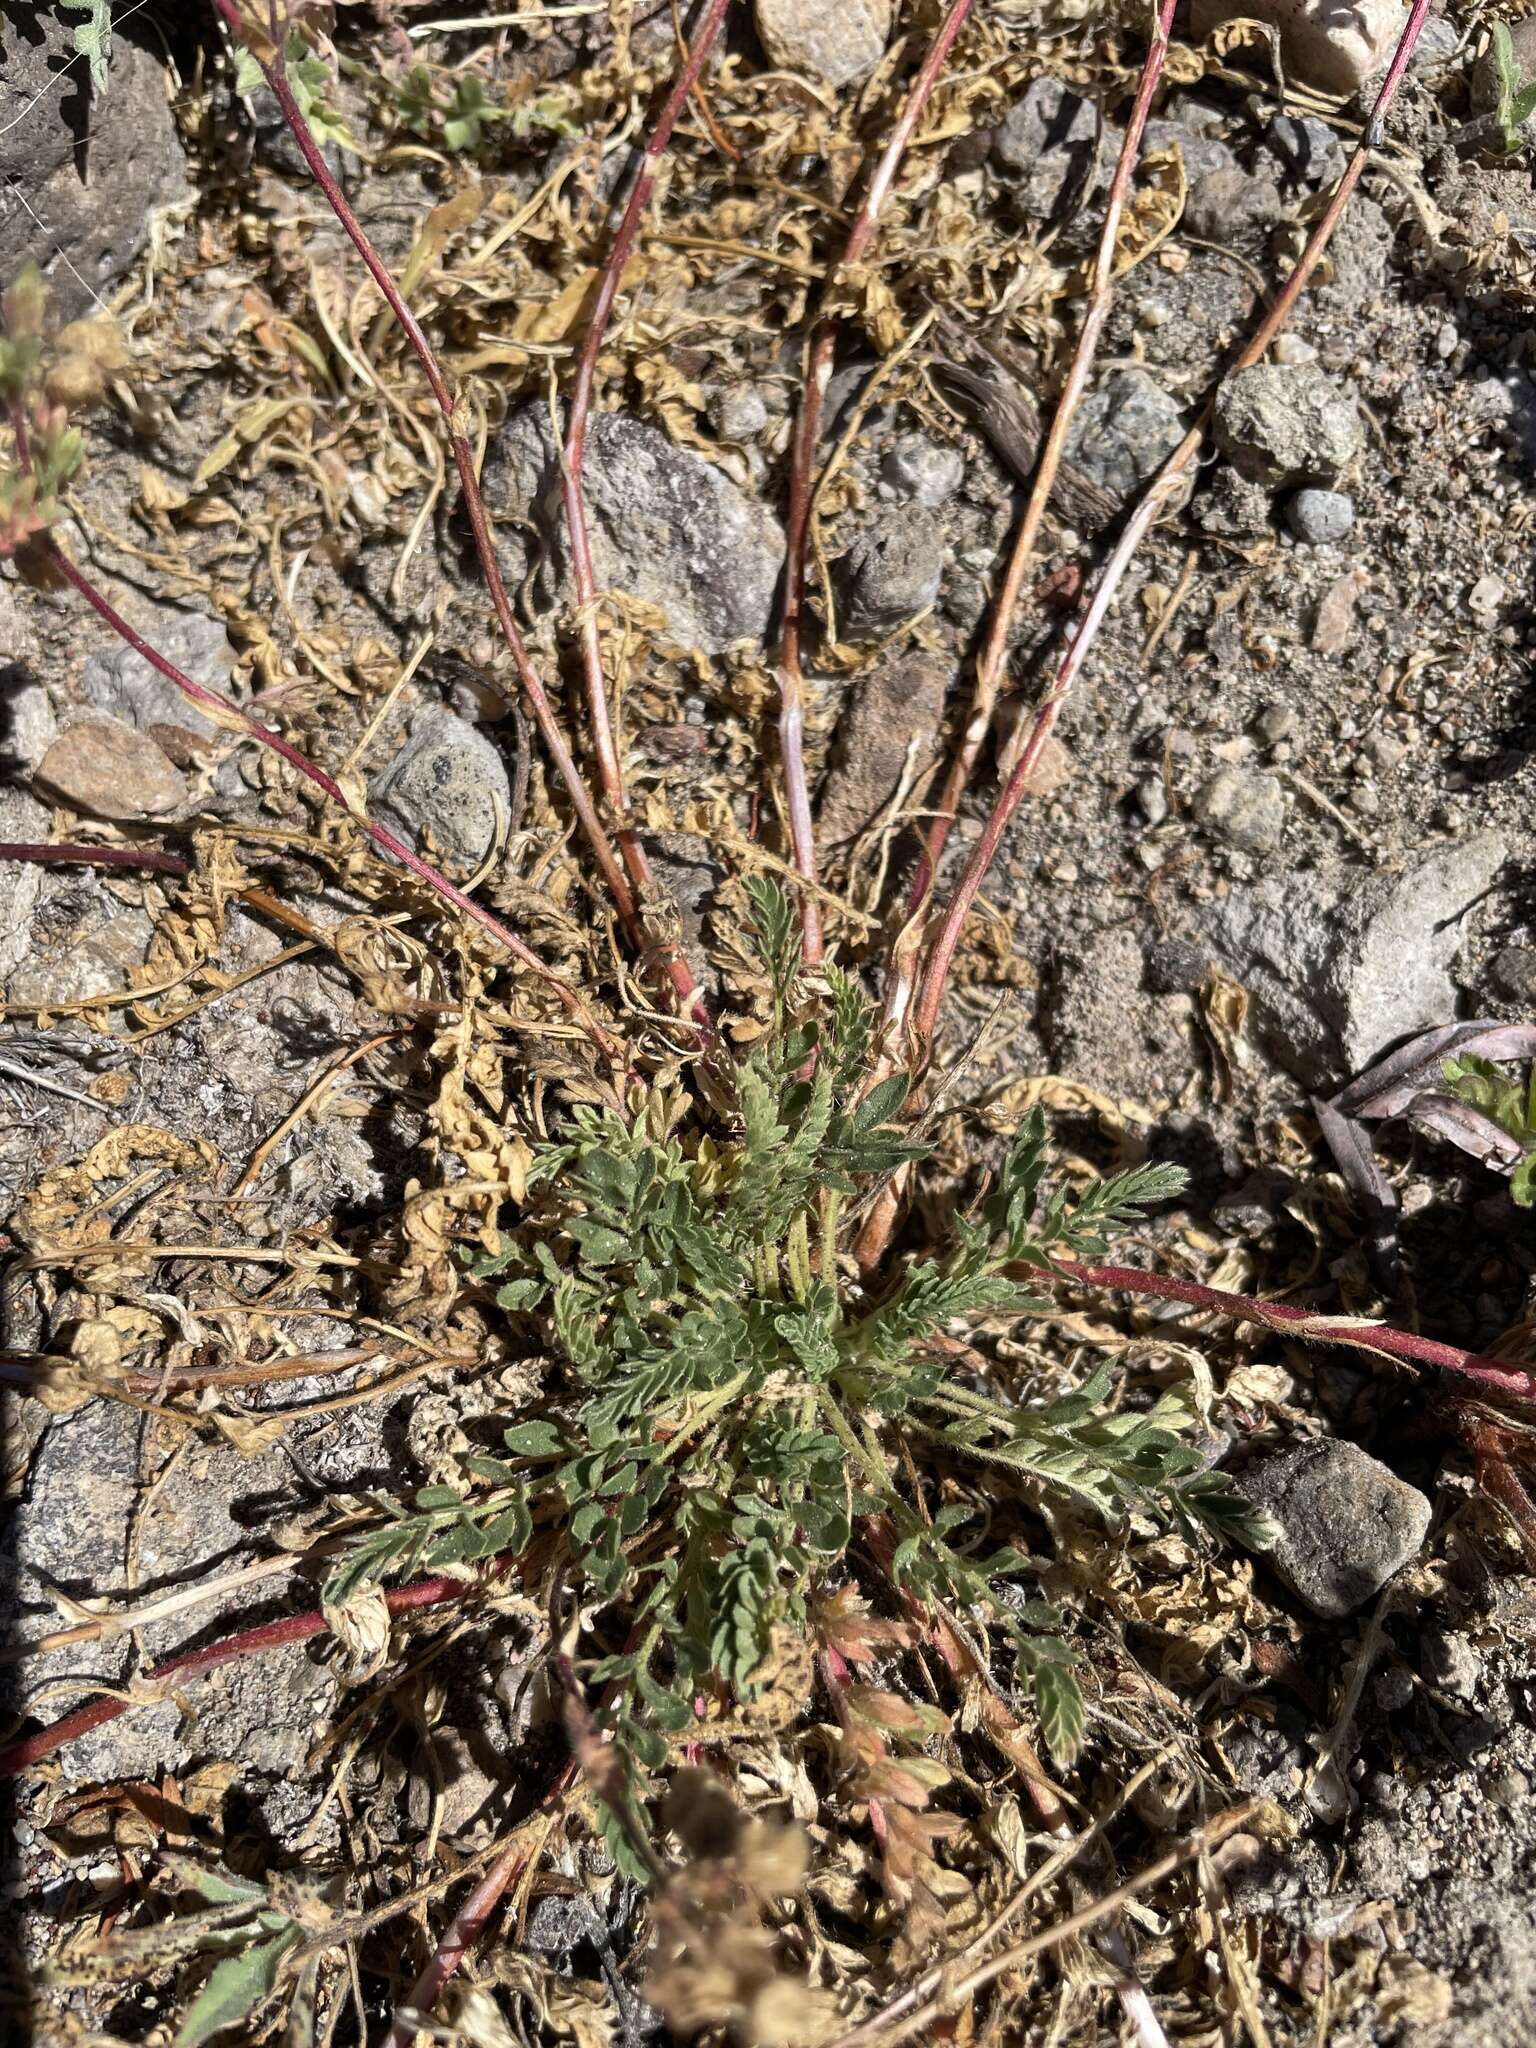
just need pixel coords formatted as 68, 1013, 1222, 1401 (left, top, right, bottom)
1469, 574, 1506, 620
1287, 487, 1355, 544
1256, 702, 1298, 744
1273, 334, 1318, 366
1193, 766, 1285, 852
708, 386, 768, 441
1375, 1665, 1416, 1712
881, 433, 965, 508
1436, 319, 1459, 360
1135, 775, 1170, 826
34, 717, 187, 822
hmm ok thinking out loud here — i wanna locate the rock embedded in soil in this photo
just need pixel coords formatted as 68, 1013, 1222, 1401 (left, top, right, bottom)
882, 434, 965, 508
1064, 368, 1186, 502
992, 79, 1115, 220
35, 717, 187, 822
0, 16, 188, 319
370, 707, 512, 873
1208, 830, 1509, 1083
1190, 0, 1408, 95
80, 603, 236, 739
752, 0, 890, 89
1287, 487, 1355, 545
1491, 944, 1536, 1002
1236, 1439, 1432, 1617
817, 652, 949, 845
1262, 114, 1347, 186
484, 404, 785, 654
839, 504, 946, 637
1143, 116, 1237, 185
1214, 363, 1363, 487
1192, 766, 1285, 853
1183, 165, 1286, 244
708, 385, 769, 442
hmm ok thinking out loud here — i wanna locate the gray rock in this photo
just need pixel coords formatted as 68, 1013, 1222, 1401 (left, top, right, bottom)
1135, 774, 1169, 827
1208, 832, 1508, 1081
483, 404, 785, 653
81, 604, 236, 739
371, 708, 512, 874
992, 79, 1116, 219
817, 653, 949, 844
1262, 114, 1347, 185
1144, 116, 1237, 184
1184, 165, 1286, 243
753, 0, 890, 89
1491, 944, 1536, 1002
1236, 1440, 1432, 1618
708, 385, 769, 441
1193, 766, 1285, 852
1287, 487, 1355, 544
839, 504, 945, 637
1144, 936, 1211, 994
882, 433, 965, 508
1421, 1625, 1479, 1700
1064, 368, 1185, 502
407, 1727, 501, 1837
0, 667, 55, 982
0, 14, 188, 320
1214, 363, 1364, 487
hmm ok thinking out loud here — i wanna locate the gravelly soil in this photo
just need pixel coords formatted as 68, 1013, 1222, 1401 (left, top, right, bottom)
5, 4, 1536, 2044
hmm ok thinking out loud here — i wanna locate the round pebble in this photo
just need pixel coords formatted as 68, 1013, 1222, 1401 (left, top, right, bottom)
1287, 487, 1355, 544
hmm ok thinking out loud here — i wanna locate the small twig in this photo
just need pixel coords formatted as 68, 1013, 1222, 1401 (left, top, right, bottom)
0, 839, 188, 876
562, 0, 731, 1032
0, 1552, 525, 1777
908, 0, 1434, 1058
232, 1029, 406, 1194
0, 1550, 331, 1665
776, 0, 977, 962
0, 1054, 111, 1114
383, 1819, 548, 2048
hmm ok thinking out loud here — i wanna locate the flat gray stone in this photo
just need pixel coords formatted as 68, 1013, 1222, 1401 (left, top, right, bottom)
1207, 832, 1508, 1084
483, 404, 785, 654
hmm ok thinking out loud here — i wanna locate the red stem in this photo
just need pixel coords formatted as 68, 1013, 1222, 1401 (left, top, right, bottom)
777, 0, 977, 963
1060, 1259, 1536, 1403
562, 0, 732, 1033
909, 0, 1432, 1053
0, 1554, 523, 1778
204, 2, 664, 986
902, 0, 1177, 950
0, 840, 189, 874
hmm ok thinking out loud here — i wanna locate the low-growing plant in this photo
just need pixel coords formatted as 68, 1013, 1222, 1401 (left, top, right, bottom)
320, 876, 1266, 1866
